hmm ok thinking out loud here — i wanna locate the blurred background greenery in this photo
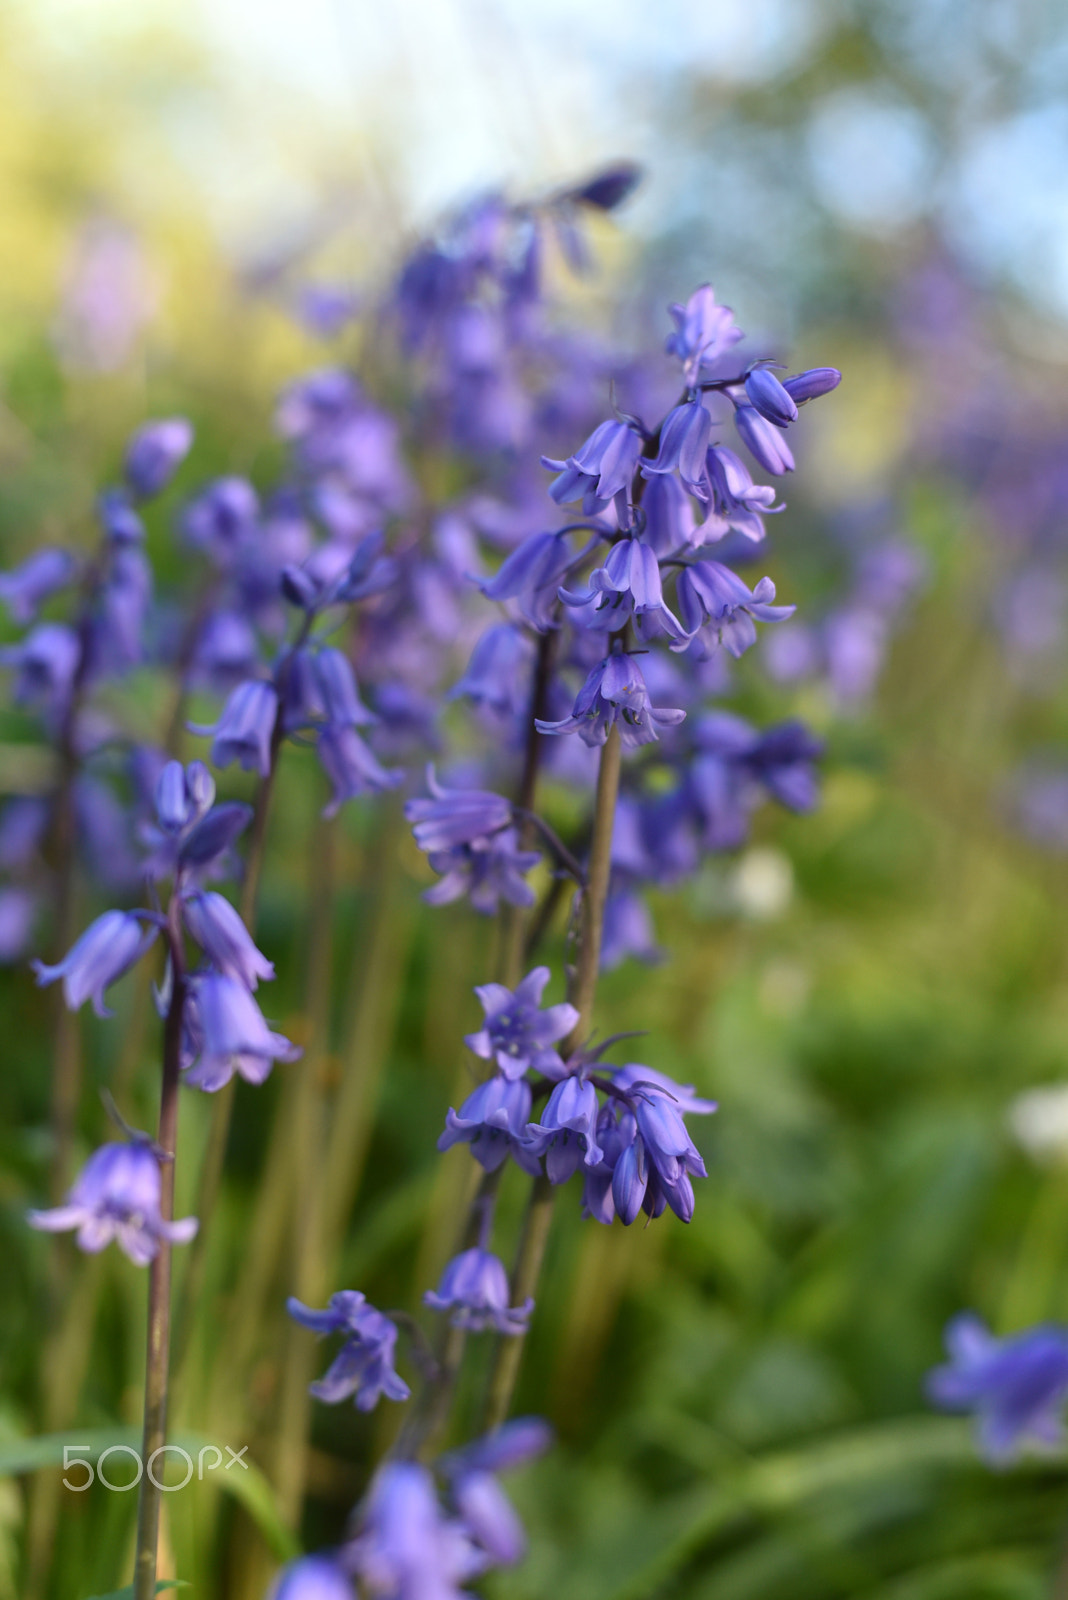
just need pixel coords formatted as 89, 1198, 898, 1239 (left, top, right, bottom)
5, 1, 1068, 1597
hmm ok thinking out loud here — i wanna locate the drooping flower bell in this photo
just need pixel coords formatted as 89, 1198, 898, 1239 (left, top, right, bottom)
424, 1247, 533, 1334
182, 973, 301, 1091
28, 1138, 197, 1266
191, 679, 279, 777
674, 561, 795, 658
287, 1290, 410, 1412
536, 652, 685, 750
33, 909, 157, 1017
438, 1075, 542, 1175
927, 1313, 1068, 1463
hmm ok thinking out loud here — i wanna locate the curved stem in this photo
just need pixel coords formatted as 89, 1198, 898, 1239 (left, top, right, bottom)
132, 904, 186, 1600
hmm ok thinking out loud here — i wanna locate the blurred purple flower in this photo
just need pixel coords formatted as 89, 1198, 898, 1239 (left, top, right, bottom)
0, 549, 76, 624
33, 909, 156, 1017
287, 1290, 410, 1411
927, 1313, 1068, 1463
665, 285, 743, 386
28, 1139, 197, 1265
124, 418, 194, 499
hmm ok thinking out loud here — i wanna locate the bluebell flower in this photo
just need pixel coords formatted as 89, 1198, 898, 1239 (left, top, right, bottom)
33, 909, 157, 1017
124, 417, 193, 498
542, 419, 643, 518
91, 545, 152, 672
27, 1139, 197, 1266
315, 649, 376, 728
175, 801, 254, 873
581, 1101, 637, 1223
425, 1248, 533, 1334
438, 1075, 542, 1175
600, 888, 662, 972
611, 1063, 718, 1116
348, 1463, 478, 1600
96, 489, 144, 545
665, 285, 743, 385
687, 713, 822, 849
424, 827, 541, 914
280, 648, 326, 734
640, 473, 699, 557
464, 966, 579, 1081
191, 610, 260, 692
330, 530, 401, 603
451, 624, 534, 725
0, 622, 80, 719
478, 530, 573, 630
182, 973, 301, 1091
183, 477, 259, 562
156, 757, 213, 833
182, 892, 274, 988
744, 367, 797, 428
318, 727, 399, 817
704, 446, 781, 542
674, 561, 795, 658
640, 400, 713, 500
442, 1416, 553, 1476
784, 366, 841, 404
439, 1418, 551, 1568
287, 1290, 410, 1411
0, 549, 76, 624
191, 679, 279, 776
536, 652, 685, 750
927, 1313, 1068, 1463
406, 770, 513, 852
560, 538, 687, 642
271, 1555, 355, 1600
525, 1075, 605, 1182
733, 406, 795, 476
406, 772, 540, 913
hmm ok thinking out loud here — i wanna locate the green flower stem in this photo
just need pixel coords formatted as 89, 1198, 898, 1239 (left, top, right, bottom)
132, 898, 187, 1600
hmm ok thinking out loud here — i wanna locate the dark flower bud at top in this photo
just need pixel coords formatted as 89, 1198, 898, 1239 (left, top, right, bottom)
281, 564, 321, 610
744, 368, 798, 428
178, 801, 254, 868
124, 417, 194, 498
567, 161, 643, 211
783, 367, 841, 403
